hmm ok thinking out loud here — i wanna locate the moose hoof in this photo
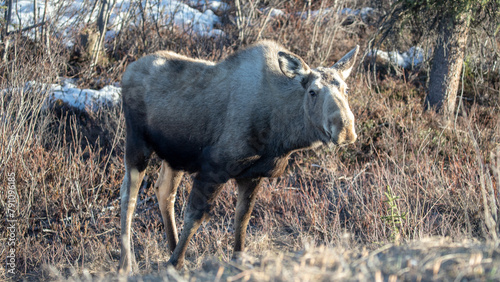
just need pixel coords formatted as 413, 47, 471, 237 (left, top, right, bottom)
232, 251, 243, 260
167, 258, 184, 270
232, 251, 256, 265
117, 264, 132, 276
118, 255, 137, 275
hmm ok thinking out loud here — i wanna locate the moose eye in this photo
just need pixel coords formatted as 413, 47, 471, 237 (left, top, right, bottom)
309, 90, 317, 97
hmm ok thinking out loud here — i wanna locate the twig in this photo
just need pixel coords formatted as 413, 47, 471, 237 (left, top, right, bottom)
306, 0, 312, 22
42, 0, 48, 45
256, 8, 273, 40
235, 0, 244, 42
463, 107, 499, 242
92, 0, 115, 67
6, 21, 46, 36
33, 0, 37, 41
2, 38, 10, 63
4, 0, 13, 37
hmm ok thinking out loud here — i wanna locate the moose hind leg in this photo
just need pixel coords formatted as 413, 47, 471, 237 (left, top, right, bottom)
154, 161, 183, 253
168, 176, 225, 269
233, 178, 262, 254
118, 139, 150, 274
118, 163, 146, 274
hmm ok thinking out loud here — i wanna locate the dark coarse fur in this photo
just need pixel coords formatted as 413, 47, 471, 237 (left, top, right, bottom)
123, 42, 323, 179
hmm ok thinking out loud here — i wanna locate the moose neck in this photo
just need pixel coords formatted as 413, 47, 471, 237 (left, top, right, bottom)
272, 91, 325, 156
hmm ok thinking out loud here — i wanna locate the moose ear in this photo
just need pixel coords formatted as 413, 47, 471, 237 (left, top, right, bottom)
332, 45, 359, 79
278, 51, 311, 81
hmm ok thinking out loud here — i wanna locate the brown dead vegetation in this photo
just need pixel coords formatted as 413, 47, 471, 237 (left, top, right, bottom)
0, 0, 498, 281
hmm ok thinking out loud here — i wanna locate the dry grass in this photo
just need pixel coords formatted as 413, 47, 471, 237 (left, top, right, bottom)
0, 0, 499, 281
43, 238, 500, 281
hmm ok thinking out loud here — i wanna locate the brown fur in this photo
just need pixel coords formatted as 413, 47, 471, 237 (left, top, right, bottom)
118, 41, 359, 273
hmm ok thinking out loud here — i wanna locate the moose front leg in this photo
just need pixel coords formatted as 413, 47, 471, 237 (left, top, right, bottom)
168, 177, 224, 269
233, 178, 262, 254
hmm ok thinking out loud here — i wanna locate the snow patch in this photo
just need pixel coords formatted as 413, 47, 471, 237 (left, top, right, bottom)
108, 1, 224, 38
262, 7, 286, 18
45, 79, 121, 111
186, 0, 230, 12
8, 0, 225, 43
368, 47, 425, 69
340, 7, 376, 23
9, 0, 95, 46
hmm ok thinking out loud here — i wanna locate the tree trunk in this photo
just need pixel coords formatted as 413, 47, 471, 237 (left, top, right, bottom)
3, 0, 12, 36
425, 11, 471, 118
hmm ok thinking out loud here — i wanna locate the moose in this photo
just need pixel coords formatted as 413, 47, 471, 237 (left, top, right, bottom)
118, 41, 359, 273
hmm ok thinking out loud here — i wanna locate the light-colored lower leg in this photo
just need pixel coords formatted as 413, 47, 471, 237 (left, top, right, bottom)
155, 161, 183, 253
168, 212, 206, 269
234, 178, 262, 253
119, 166, 145, 274
168, 179, 224, 269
